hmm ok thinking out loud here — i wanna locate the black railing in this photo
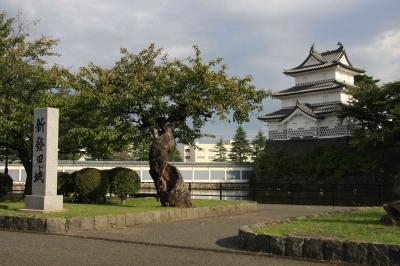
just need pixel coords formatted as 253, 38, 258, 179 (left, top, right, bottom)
251, 182, 393, 206
135, 182, 393, 206
135, 182, 250, 200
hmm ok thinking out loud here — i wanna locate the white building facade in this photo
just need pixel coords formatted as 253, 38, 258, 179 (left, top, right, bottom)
259, 43, 364, 140
178, 141, 233, 163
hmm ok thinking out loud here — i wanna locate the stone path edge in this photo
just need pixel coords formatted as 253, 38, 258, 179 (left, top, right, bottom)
0, 202, 257, 234
238, 207, 400, 265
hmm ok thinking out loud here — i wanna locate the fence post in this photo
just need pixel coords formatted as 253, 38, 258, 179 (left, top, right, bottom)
252, 183, 256, 201
219, 183, 223, 200
290, 183, 294, 204
353, 184, 357, 205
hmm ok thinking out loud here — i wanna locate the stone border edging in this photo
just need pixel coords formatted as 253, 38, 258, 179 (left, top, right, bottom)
238, 208, 400, 265
0, 202, 257, 234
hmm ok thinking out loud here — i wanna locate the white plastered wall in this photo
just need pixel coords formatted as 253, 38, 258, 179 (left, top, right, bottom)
281, 90, 342, 108
294, 68, 336, 85
335, 69, 354, 84
285, 113, 316, 129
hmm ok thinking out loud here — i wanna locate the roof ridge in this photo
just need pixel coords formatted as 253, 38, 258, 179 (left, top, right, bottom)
320, 42, 344, 55
310, 50, 326, 63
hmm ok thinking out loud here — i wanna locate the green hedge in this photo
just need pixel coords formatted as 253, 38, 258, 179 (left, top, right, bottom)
74, 168, 108, 203
254, 146, 378, 183
108, 167, 140, 203
57, 172, 74, 197
0, 173, 13, 199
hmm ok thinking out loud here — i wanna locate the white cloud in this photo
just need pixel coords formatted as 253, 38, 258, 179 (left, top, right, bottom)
216, 0, 360, 18
378, 30, 400, 56
353, 29, 400, 82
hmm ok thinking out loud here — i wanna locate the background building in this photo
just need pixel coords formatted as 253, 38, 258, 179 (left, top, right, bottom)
178, 141, 233, 162
259, 43, 364, 140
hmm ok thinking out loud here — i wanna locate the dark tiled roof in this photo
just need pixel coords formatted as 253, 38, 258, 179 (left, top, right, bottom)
258, 102, 342, 121
296, 102, 319, 118
283, 43, 365, 74
273, 79, 353, 97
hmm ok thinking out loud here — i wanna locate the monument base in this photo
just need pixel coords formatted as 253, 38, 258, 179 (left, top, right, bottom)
25, 195, 63, 211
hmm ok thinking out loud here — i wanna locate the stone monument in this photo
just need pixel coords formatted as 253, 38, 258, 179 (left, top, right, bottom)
25, 107, 63, 211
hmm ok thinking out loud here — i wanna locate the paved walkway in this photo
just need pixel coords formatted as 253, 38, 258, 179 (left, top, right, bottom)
0, 204, 354, 265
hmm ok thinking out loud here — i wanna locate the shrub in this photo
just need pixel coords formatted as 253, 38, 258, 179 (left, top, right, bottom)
57, 172, 74, 197
74, 168, 108, 203
254, 146, 377, 184
0, 173, 13, 199
109, 167, 140, 203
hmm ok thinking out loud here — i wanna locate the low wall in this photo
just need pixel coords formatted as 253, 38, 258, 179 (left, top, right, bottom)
1, 161, 253, 183
0, 202, 257, 234
238, 209, 400, 265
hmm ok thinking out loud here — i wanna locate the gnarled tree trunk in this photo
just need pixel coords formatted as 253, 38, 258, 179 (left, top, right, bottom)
149, 126, 191, 208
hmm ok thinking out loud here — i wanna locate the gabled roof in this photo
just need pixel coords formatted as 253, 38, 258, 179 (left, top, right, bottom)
258, 102, 342, 122
272, 79, 355, 97
283, 42, 365, 75
280, 102, 319, 124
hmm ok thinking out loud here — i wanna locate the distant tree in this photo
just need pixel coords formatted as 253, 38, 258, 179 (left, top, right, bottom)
131, 139, 151, 161
111, 145, 135, 161
251, 130, 266, 160
340, 75, 400, 147
169, 149, 183, 162
229, 125, 252, 162
213, 137, 228, 162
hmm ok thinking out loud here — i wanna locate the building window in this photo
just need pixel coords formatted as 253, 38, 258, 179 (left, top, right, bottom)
185, 149, 190, 152
185, 156, 190, 159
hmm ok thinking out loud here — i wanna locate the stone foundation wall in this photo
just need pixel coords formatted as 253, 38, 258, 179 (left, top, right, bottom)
265, 137, 350, 156
238, 209, 400, 265
0, 202, 257, 234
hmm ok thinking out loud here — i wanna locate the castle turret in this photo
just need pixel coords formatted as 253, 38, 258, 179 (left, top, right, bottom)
259, 43, 364, 140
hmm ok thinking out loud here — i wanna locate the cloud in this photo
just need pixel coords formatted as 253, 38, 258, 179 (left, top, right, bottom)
353, 29, 400, 82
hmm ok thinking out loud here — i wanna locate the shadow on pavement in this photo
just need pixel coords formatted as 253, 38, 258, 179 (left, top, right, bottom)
215, 236, 241, 250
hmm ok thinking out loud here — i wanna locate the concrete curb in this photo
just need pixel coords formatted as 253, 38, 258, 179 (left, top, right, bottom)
238, 207, 400, 265
0, 202, 257, 234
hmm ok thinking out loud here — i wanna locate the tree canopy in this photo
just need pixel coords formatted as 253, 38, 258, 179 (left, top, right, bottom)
0, 12, 71, 194
340, 75, 400, 147
74, 44, 269, 146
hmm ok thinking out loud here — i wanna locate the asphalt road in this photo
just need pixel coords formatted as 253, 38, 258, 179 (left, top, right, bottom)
0, 204, 354, 265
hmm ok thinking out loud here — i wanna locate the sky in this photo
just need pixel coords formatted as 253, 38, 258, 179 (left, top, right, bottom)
1, 0, 400, 143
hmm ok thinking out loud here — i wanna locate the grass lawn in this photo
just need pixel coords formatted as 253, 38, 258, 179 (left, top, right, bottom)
0, 198, 241, 219
255, 208, 400, 245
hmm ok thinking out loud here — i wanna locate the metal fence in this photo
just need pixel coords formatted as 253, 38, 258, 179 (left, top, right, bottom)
11, 181, 394, 206
253, 183, 395, 206
137, 182, 394, 206
181, 182, 394, 206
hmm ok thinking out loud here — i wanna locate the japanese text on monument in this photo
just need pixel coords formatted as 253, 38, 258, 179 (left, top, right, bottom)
34, 117, 45, 183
